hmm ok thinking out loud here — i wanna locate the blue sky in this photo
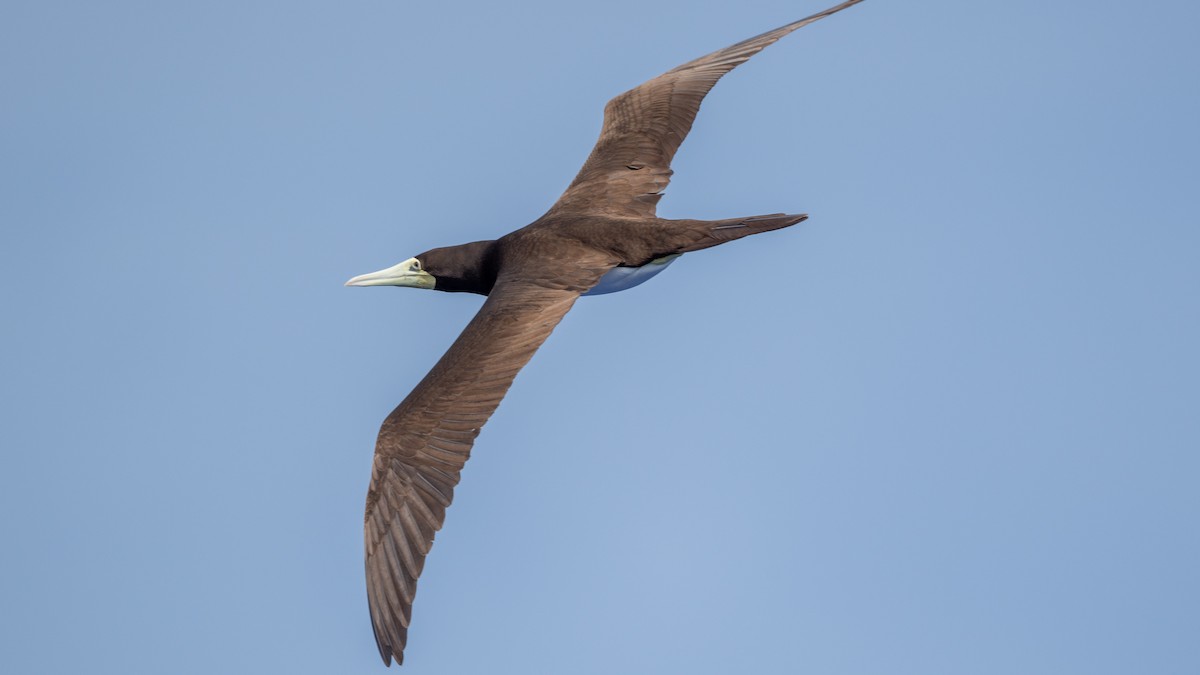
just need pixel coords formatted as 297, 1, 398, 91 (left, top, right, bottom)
3, 1, 1199, 673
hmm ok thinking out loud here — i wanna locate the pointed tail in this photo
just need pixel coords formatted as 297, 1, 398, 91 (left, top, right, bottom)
675, 213, 809, 253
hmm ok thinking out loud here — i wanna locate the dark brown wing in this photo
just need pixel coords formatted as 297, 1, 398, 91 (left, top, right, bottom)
363, 263, 610, 665
547, 0, 865, 218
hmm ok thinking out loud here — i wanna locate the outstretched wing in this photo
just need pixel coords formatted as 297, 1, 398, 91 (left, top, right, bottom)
547, 0, 864, 219
363, 262, 610, 665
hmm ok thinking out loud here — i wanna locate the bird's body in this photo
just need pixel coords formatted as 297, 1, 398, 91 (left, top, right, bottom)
346, 0, 867, 665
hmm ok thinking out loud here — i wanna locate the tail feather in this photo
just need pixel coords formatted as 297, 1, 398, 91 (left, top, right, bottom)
676, 213, 808, 252
712, 212, 808, 230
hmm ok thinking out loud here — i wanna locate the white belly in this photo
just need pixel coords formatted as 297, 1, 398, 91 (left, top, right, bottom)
582, 254, 680, 296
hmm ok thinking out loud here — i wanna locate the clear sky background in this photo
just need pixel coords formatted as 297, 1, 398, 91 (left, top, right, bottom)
3, 1, 1198, 673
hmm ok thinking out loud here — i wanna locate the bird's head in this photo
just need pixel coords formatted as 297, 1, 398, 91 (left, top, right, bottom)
345, 255, 435, 290
345, 240, 497, 295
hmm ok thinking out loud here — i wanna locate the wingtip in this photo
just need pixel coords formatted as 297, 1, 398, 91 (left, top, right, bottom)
376, 643, 403, 667
370, 611, 402, 666
375, 636, 392, 666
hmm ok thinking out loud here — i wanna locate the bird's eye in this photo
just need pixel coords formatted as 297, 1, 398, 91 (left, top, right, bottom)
410, 261, 421, 272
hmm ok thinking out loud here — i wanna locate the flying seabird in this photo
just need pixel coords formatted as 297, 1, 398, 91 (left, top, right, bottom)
346, 0, 866, 665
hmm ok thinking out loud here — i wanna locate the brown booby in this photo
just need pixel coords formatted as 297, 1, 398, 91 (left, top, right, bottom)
346, 0, 866, 665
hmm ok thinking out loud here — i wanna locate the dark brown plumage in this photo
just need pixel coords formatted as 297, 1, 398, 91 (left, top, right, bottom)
347, 0, 866, 665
